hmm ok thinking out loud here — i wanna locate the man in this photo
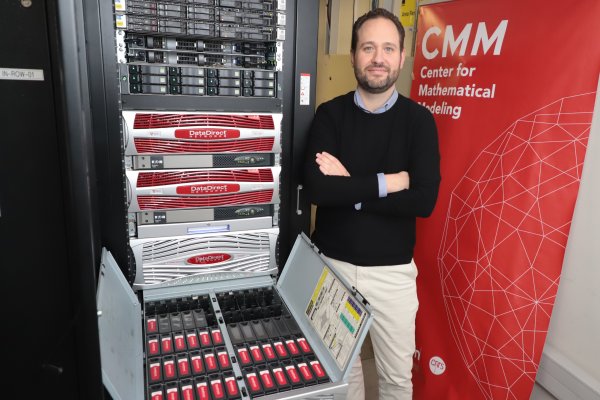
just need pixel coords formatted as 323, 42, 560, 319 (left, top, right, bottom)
303, 8, 441, 400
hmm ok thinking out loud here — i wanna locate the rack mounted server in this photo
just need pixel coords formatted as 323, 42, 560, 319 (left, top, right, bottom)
98, 234, 374, 400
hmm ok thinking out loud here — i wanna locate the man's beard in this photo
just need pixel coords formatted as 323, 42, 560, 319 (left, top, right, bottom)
354, 63, 399, 94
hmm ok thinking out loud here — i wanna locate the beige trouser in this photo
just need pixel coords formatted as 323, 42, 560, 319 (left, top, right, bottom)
324, 256, 419, 400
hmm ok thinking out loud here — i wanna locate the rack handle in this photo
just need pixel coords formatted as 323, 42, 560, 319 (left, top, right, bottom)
296, 184, 303, 215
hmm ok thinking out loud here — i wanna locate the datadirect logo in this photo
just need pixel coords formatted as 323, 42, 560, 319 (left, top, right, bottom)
429, 356, 446, 375
186, 253, 231, 265
175, 128, 241, 140
176, 184, 240, 195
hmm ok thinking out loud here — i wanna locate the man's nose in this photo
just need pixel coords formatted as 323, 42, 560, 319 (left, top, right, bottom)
371, 47, 384, 63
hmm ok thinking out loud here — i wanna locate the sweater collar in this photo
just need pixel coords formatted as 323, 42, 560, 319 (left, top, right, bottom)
354, 89, 399, 114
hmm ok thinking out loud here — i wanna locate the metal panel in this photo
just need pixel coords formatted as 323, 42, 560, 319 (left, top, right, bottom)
279, 0, 319, 269
0, 1, 102, 397
131, 227, 280, 289
136, 215, 274, 238
277, 234, 374, 383
97, 249, 144, 400
56, 1, 105, 396
84, 0, 132, 275
122, 94, 282, 112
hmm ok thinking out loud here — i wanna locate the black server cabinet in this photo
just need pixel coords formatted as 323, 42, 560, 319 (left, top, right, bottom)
85, 0, 318, 277
280, 1, 320, 268
0, 1, 102, 398
80, 1, 319, 397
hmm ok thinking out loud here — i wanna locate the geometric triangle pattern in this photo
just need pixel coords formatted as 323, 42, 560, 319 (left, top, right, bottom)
437, 92, 596, 399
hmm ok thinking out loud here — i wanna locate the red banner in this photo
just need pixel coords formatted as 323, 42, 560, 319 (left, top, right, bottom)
410, 1, 600, 399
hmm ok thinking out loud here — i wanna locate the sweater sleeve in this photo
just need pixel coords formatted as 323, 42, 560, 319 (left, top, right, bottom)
361, 106, 441, 217
303, 101, 380, 207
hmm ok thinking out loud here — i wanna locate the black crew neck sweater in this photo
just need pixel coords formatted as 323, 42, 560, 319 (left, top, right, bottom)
303, 91, 441, 266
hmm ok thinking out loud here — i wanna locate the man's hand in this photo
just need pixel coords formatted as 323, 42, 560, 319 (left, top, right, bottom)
385, 171, 410, 193
315, 152, 350, 177
315, 152, 409, 193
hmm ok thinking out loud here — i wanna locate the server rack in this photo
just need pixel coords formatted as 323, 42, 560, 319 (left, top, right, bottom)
78, 1, 371, 399
3, 0, 323, 398
85, 0, 318, 281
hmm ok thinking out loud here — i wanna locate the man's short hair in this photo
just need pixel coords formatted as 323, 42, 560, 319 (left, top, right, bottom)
351, 8, 405, 52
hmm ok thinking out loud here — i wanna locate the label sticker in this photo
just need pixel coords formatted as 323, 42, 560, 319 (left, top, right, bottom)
300, 73, 310, 105
0, 68, 44, 81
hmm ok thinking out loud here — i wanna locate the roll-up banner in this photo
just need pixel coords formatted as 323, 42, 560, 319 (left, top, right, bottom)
410, 0, 600, 398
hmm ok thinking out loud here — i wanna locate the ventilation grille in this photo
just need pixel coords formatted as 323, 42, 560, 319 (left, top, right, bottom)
133, 113, 275, 129
142, 254, 272, 285
136, 169, 274, 187
141, 230, 274, 285
142, 232, 272, 263
138, 190, 274, 210
133, 137, 275, 153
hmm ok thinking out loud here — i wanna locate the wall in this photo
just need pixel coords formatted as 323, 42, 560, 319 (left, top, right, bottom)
536, 81, 600, 399
315, 0, 367, 107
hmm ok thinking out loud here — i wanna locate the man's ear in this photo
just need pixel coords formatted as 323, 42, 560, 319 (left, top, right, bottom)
400, 48, 406, 69
350, 50, 355, 67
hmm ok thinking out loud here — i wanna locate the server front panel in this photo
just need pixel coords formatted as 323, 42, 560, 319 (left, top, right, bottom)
110, 0, 286, 280
142, 286, 330, 399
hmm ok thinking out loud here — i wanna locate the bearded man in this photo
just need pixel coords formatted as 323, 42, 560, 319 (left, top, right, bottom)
303, 8, 441, 400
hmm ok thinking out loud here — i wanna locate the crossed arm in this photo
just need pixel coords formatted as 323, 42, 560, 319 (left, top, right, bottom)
315, 151, 410, 193
304, 103, 440, 218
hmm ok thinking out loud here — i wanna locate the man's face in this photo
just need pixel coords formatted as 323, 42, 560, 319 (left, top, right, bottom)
351, 17, 405, 94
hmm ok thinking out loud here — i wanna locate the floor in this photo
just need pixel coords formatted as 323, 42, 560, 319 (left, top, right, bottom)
360, 333, 557, 400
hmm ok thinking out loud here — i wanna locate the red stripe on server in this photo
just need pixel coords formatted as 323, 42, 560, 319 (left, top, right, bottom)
137, 191, 274, 210
136, 169, 274, 187
133, 114, 275, 129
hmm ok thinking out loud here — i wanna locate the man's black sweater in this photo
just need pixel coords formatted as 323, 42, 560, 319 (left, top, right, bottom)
304, 91, 441, 266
